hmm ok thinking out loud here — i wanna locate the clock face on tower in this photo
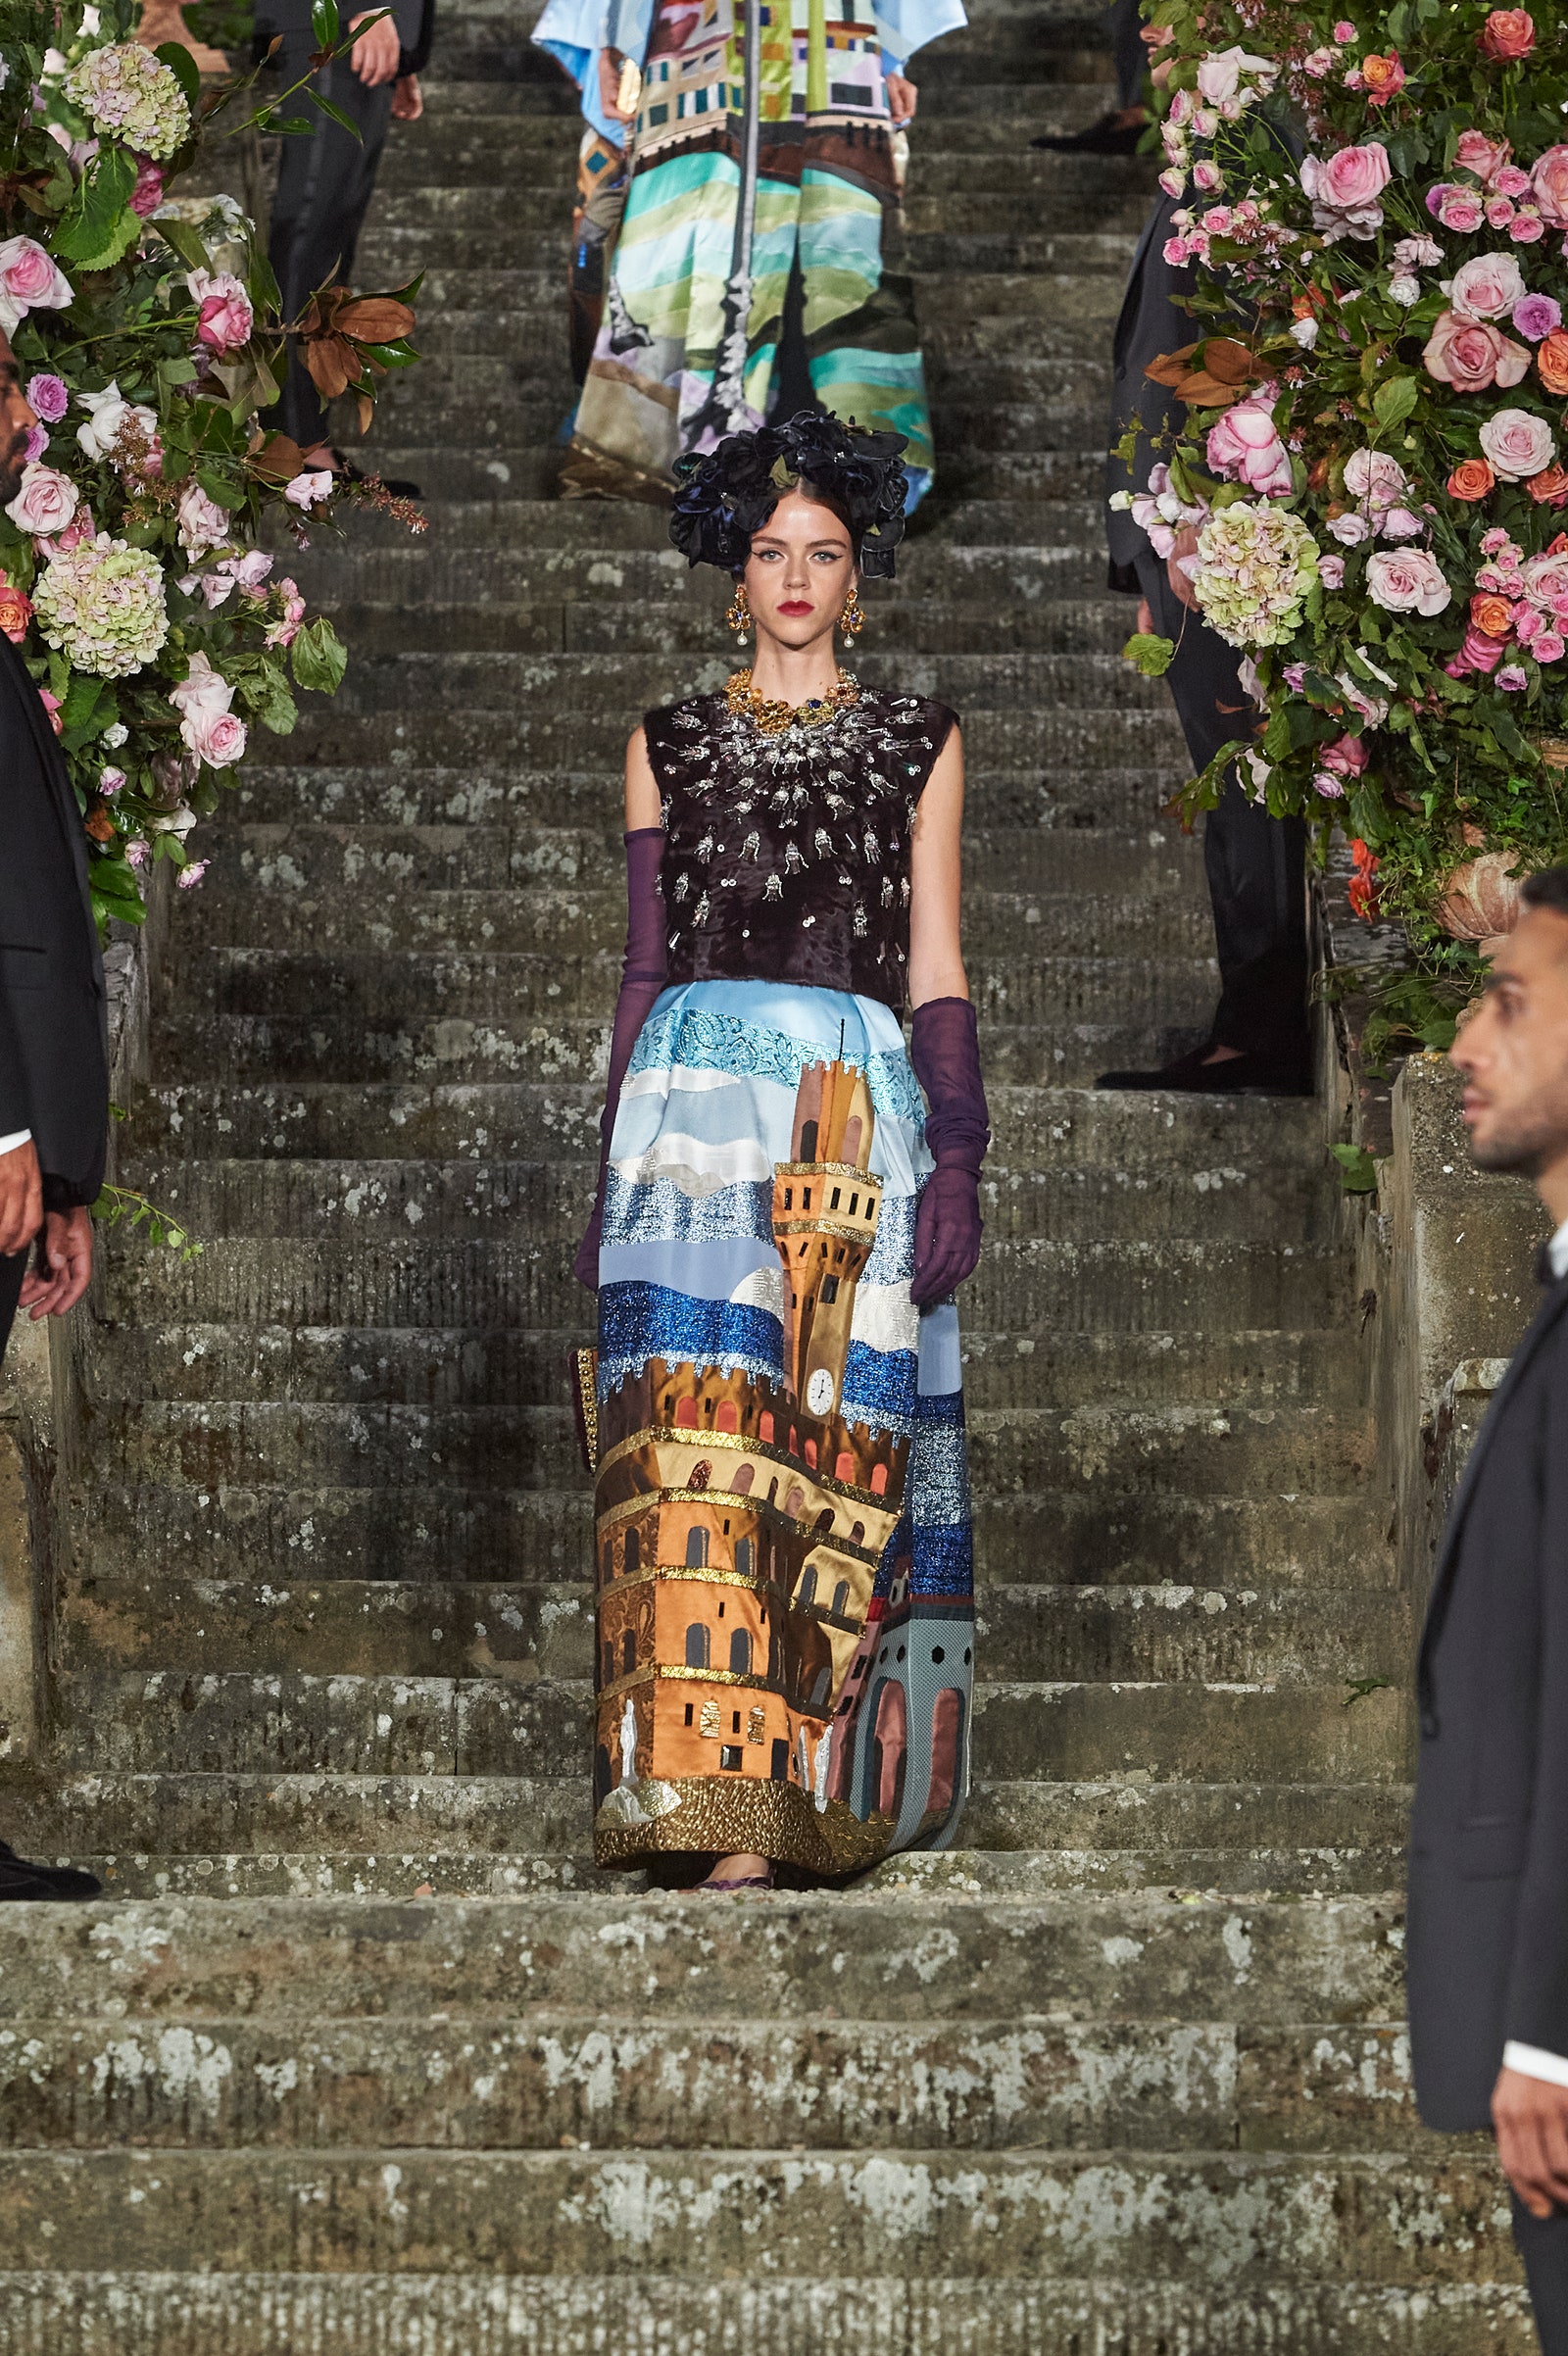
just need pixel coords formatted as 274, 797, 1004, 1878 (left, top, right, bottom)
806, 1366, 836, 1415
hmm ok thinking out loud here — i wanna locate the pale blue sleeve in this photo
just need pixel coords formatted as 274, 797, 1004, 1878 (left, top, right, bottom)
874, 0, 965, 66
532, 0, 617, 139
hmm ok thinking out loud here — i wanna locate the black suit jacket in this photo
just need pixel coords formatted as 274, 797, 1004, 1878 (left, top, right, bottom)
1407, 1267, 1568, 2130
0, 635, 109, 1207
1104, 190, 1191, 595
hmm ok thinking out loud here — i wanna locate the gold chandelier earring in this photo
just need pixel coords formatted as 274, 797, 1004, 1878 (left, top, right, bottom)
726, 581, 752, 646
840, 584, 866, 648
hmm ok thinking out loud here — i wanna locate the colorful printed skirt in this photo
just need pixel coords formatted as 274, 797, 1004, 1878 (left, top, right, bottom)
588, 978, 973, 1874
564, 0, 935, 505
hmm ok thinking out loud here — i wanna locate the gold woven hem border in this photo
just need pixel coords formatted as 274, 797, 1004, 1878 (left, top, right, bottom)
594, 1778, 896, 1877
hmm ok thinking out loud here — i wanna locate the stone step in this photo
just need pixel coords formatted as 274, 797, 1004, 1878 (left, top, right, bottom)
57, 1578, 1407, 1688
0, 2270, 1530, 2355
126, 1079, 1319, 1168
53, 1670, 1405, 1785
12, 1773, 1412, 1862
0, 2146, 1502, 2283
0, 2015, 1430, 2155
87, 1325, 1362, 1413
96, 1237, 1350, 1340
0, 1889, 1410, 2020
120, 1153, 1338, 1252
69, 1485, 1383, 1593
84, 1399, 1370, 1499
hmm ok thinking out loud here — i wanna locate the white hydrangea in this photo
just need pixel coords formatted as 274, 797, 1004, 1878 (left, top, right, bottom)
64, 42, 191, 161
33, 533, 169, 677
1194, 500, 1321, 649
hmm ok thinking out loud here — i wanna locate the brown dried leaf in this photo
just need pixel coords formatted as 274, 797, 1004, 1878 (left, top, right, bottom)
251, 432, 304, 483
1145, 337, 1264, 409
335, 298, 415, 344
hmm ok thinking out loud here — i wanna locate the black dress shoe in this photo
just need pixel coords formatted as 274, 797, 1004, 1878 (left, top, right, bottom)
1095, 1043, 1313, 1096
0, 1840, 103, 1901
1031, 111, 1149, 155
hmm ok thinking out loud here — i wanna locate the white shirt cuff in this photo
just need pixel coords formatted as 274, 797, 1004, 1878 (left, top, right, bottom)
0, 1130, 31, 1155
1504, 2040, 1568, 2087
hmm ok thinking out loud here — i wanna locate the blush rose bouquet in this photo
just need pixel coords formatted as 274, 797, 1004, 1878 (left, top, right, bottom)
0, 0, 424, 930
1116, 0, 1568, 1008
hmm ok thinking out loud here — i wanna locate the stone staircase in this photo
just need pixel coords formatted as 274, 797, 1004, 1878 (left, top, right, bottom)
0, 0, 1525, 2344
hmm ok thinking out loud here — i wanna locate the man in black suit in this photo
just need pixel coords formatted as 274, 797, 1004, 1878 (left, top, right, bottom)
1096, 173, 1309, 1096
0, 336, 110, 1902
1409, 865, 1568, 2351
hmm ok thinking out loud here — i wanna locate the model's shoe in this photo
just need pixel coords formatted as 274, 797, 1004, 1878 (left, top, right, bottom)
1031, 111, 1148, 155
0, 1840, 103, 1901
1095, 1042, 1313, 1096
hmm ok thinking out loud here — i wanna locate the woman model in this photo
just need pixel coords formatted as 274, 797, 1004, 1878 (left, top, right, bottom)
533, 0, 964, 507
574, 411, 987, 1889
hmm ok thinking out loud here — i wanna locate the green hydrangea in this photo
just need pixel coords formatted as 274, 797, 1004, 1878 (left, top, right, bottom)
64, 41, 191, 162
33, 534, 169, 678
1194, 500, 1320, 650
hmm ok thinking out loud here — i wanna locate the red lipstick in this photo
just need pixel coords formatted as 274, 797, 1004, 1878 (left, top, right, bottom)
777, 599, 813, 616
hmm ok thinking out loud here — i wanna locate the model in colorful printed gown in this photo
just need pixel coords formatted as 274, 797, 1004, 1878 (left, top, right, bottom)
572, 412, 987, 1889
532, 0, 964, 506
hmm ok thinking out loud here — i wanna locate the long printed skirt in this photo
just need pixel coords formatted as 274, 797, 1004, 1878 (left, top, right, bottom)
564, 0, 936, 506
587, 979, 974, 1875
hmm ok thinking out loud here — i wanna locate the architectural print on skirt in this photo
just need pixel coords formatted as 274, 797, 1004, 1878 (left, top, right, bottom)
589, 977, 974, 1873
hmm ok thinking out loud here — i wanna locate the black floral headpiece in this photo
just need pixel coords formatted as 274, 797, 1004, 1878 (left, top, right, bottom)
669, 410, 909, 579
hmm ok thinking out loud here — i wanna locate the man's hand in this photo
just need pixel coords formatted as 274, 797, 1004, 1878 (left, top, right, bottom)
1167, 523, 1201, 612
391, 71, 422, 119
348, 10, 402, 86
1494, 2066, 1568, 2218
19, 1206, 93, 1321
0, 1138, 42, 1258
597, 47, 634, 123
886, 71, 917, 125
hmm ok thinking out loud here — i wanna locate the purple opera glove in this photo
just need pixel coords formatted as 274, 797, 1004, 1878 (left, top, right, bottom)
574, 827, 667, 1291
908, 995, 989, 1308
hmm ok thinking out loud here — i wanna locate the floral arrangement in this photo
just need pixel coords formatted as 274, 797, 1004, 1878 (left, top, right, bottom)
1118, 0, 1568, 1002
0, 0, 422, 929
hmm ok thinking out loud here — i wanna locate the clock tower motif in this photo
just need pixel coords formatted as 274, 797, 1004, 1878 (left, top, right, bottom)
771, 1056, 880, 1418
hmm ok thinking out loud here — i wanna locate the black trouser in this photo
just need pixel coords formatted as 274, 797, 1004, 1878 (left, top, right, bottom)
1515, 2197, 1568, 2353
0, 1249, 22, 1364
1134, 548, 1308, 1059
1106, 0, 1146, 111
263, 29, 393, 450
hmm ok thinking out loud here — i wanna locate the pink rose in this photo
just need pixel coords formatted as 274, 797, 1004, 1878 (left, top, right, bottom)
176, 479, 231, 561
1157, 169, 1185, 200
1318, 554, 1346, 587
184, 706, 247, 768
187, 269, 254, 358
1328, 511, 1372, 545
1423, 310, 1532, 392
1192, 160, 1222, 193
1300, 143, 1392, 240
1513, 293, 1562, 341
129, 155, 164, 218
265, 576, 308, 651
1302, 46, 1335, 74
1365, 548, 1451, 614
4, 461, 77, 538
1162, 235, 1190, 266
1205, 400, 1293, 496
1333, 18, 1356, 38
1522, 549, 1568, 608
1381, 508, 1426, 539
0, 236, 73, 338
1455, 129, 1513, 185
1495, 166, 1533, 199
1431, 185, 1486, 233
1345, 448, 1408, 506
1457, 625, 1508, 673
1509, 208, 1545, 243
1319, 733, 1371, 777
1532, 146, 1568, 227
1449, 253, 1528, 320
170, 652, 234, 724
1479, 406, 1558, 479
177, 860, 210, 891
1480, 9, 1535, 61
1535, 631, 1567, 663
1312, 773, 1347, 800
283, 469, 333, 512
99, 765, 125, 795
1497, 665, 1529, 690
1486, 196, 1517, 230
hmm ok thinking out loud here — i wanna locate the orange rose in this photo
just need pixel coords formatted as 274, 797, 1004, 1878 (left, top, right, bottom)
0, 581, 31, 645
1528, 464, 1568, 506
1539, 329, 1568, 394
1360, 49, 1405, 103
1447, 458, 1496, 501
1470, 591, 1515, 637
1481, 7, 1535, 58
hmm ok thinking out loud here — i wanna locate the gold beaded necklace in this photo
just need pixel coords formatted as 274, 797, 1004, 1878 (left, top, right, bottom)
725, 666, 859, 738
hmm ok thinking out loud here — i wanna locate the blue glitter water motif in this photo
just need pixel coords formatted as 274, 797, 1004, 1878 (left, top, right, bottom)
604, 1172, 775, 1249
907, 1417, 972, 1530
839, 1339, 918, 1439
629, 999, 924, 1131
909, 1521, 974, 1598
597, 1281, 784, 1403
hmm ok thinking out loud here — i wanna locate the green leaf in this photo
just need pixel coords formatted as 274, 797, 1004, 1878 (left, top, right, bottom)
1373, 374, 1420, 430
195, 466, 248, 514
148, 213, 211, 275
155, 39, 203, 114
311, 0, 341, 44
1121, 631, 1175, 677
1330, 1143, 1379, 1195
307, 90, 364, 139
291, 617, 349, 697
51, 145, 139, 270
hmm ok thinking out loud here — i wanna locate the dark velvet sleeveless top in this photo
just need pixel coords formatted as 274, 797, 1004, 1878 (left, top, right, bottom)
643, 685, 957, 1015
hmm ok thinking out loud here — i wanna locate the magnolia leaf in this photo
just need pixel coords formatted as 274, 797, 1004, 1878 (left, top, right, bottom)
149, 213, 210, 274
303, 336, 361, 400
251, 432, 305, 483
292, 617, 349, 697
1373, 373, 1420, 429
1122, 631, 1175, 677
1145, 336, 1262, 408
155, 40, 202, 113
337, 297, 416, 343
1330, 1143, 1378, 1195
311, 0, 341, 43
308, 90, 364, 139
